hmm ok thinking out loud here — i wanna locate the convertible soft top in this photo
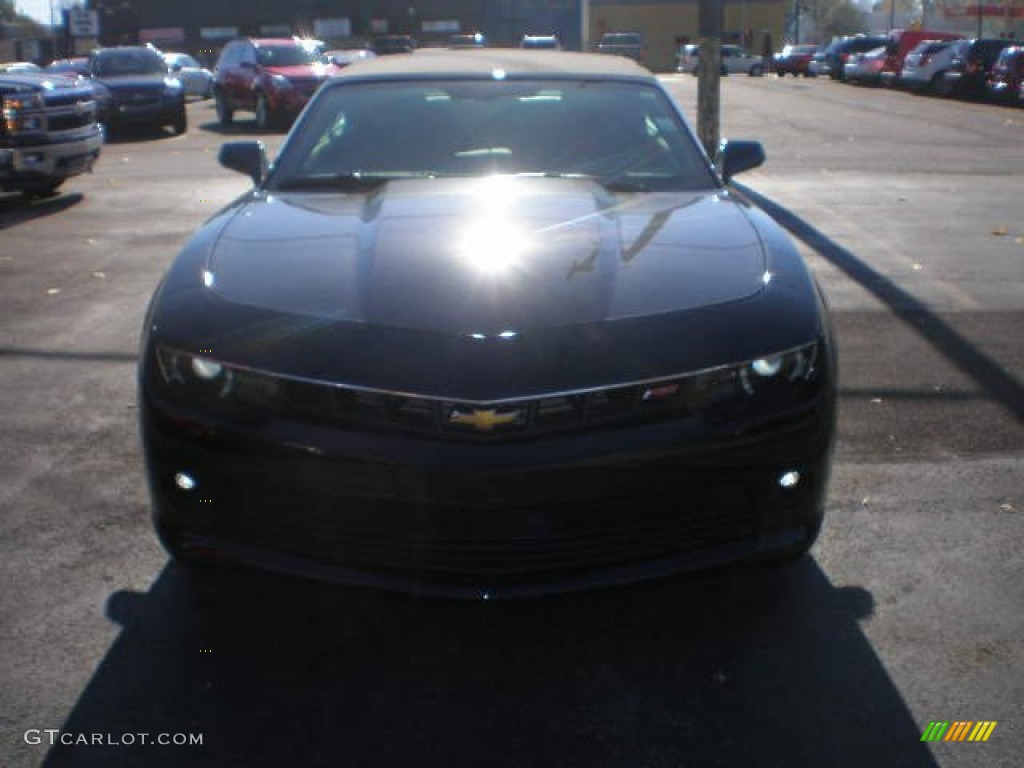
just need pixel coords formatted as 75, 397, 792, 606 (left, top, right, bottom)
334, 48, 653, 81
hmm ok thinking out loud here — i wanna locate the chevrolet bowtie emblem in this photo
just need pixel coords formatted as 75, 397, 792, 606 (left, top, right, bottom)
448, 408, 521, 432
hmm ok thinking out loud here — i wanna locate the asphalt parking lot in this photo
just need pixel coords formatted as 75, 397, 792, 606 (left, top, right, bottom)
1, 75, 1022, 767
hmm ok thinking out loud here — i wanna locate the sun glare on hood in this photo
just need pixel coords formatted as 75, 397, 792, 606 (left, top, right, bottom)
458, 218, 535, 276
457, 176, 539, 276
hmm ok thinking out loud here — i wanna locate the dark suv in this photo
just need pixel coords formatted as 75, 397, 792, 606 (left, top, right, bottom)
214, 38, 340, 130
88, 46, 186, 134
370, 36, 417, 56
940, 39, 1015, 98
987, 46, 1024, 104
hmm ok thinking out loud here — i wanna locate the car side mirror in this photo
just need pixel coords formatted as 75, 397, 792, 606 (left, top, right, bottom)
171, 63, 182, 72
219, 141, 268, 185
718, 140, 765, 182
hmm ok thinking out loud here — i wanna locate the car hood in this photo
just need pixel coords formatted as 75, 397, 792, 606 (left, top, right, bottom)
263, 64, 335, 79
95, 74, 168, 89
207, 177, 767, 336
0, 72, 87, 92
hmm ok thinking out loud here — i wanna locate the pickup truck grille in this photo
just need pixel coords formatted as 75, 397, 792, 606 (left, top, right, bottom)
44, 90, 96, 109
48, 110, 96, 132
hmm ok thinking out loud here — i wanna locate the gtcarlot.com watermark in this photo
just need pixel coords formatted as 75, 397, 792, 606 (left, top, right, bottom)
24, 730, 203, 747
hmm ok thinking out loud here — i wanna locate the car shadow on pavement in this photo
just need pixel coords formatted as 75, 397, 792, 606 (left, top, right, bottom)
733, 182, 1024, 422
103, 127, 182, 144
0, 193, 83, 229
198, 119, 280, 136
40, 561, 939, 767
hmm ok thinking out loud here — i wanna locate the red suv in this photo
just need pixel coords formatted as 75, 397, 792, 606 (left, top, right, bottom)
213, 38, 340, 130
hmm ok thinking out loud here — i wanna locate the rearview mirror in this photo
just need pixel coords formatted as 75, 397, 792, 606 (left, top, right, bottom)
718, 140, 765, 182
219, 141, 268, 185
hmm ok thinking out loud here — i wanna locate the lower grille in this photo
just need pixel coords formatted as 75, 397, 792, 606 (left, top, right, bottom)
211, 466, 755, 584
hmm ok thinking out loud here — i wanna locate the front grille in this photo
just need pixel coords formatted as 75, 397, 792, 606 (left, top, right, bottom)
48, 111, 95, 132
213, 465, 755, 584
231, 367, 746, 442
115, 91, 161, 107
160, 343, 821, 443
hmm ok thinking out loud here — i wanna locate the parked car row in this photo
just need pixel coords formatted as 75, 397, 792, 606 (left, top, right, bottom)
839, 36, 1023, 105
773, 32, 1022, 106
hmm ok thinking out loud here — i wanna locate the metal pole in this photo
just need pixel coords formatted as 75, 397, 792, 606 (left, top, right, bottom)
50, 0, 58, 60
580, 0, 590, 52
697, 0, 722, 159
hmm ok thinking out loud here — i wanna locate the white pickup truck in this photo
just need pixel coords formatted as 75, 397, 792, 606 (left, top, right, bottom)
1, 72, 103, 198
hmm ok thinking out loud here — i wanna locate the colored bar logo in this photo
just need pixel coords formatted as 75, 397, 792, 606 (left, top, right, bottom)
921, 721, 997, 742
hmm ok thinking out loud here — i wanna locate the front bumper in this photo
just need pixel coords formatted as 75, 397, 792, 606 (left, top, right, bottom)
141, 366, 834, 598
0, 127, 103, 190
107, 93, 182, 126
267, 83, 321, 119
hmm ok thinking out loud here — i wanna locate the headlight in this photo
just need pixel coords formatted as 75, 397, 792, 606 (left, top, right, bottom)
677, 342, 820, 416
2, 92, 44, 134
156, 347, 234, 398
270, 74, 292, 90
738, 343, 818, 396
191, 357, 223, 380
751, 356, 783, 378
154, 346, 279, 403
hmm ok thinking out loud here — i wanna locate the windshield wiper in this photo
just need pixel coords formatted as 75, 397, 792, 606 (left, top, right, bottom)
275, 173, 399, 192
512, 172, 650, 192
599, 178, 650, 192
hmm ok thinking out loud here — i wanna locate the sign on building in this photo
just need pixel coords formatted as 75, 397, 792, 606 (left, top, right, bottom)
68, 9, 100, 38
314, 18, 352, 38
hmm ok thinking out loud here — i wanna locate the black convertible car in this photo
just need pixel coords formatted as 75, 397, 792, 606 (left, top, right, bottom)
140, 50, 836, 598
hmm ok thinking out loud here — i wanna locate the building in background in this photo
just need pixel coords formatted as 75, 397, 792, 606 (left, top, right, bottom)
79, 1, 790, 71
85, 1, 582, 64
590, 0, 788, 71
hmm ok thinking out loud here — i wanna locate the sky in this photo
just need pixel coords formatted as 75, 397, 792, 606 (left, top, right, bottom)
16, 0, 60, 25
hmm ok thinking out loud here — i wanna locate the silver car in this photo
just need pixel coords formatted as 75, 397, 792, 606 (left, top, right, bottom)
679, 44, 764, 76
898, 40, 959, 92
163, 53, 214, 100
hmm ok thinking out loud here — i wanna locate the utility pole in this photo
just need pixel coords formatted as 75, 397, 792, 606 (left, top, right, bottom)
580, 0, 590, 52
697, 0, 723, 159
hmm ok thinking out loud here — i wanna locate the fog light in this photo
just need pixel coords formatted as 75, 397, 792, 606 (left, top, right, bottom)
174, 472, 196, 491
778, 470, 800, 489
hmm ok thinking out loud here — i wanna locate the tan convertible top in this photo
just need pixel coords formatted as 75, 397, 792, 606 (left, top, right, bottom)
335, 48, 654, 81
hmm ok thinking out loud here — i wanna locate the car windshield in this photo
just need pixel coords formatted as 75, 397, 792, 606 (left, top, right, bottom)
46, 61, 86, 73
94, 49, 168, 76
271, 79, 716, 193
255, 45, 321, 67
